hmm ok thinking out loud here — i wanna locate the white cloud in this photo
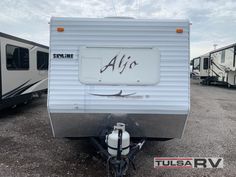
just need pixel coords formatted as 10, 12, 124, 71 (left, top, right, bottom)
0, 0, 235, 59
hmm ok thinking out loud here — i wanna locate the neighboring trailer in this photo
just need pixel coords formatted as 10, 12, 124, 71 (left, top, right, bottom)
207, 43, 236, 87
48, 17, 190, 139
0, 32, 49, 110
192, 53, 210, 79
191, 57, 200, 78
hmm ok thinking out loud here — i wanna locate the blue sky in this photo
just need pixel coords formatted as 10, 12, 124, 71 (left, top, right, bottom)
0, 0, 236, 58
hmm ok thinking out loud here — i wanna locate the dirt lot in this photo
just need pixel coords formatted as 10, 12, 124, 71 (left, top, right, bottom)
0, 80, 236, 177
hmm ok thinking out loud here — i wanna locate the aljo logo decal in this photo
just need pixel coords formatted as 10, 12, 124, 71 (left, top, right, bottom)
154, 157, 223, 169
100, 54, 138, 74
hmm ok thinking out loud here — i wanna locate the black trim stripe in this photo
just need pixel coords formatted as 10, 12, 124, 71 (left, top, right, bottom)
4, 83, 36, 99
2, 80, 30, 99
0, 89, 47, 110
211, 69, 220, 77
2, 80, 41, 99
212, 61, 223, 71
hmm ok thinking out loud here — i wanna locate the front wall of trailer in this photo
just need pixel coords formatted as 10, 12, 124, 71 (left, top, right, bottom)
192, 57, 200, 77
48, 18, 190, 138
192, 55, 209, 79
0, 37, 48, 104
200, 56, 209, 77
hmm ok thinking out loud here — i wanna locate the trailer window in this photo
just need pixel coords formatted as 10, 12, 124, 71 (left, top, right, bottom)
203, 58, 209, 69
6, 45, 29, 70
221, 50, 225, 63
37, 51, 48, 70
193, 58, 200, 70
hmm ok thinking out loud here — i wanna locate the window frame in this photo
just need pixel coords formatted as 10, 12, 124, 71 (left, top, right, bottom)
193, 57, 200, 70
6, 44, 29, 70
203, 57, 209, 70
36, 51, 49, 70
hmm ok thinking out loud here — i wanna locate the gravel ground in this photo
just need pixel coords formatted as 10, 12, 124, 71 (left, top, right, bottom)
0, 80, 236, 177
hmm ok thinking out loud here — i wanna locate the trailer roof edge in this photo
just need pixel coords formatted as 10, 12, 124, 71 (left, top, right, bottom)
50, 17, 190, 23
0, 32, 49, 49
210, 43, 236, 54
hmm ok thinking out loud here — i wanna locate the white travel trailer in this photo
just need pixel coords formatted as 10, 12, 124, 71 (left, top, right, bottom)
48, 17, 190, 176
204, 43, 236, 87
192, 53, 210, 79
0, 32, 48, 110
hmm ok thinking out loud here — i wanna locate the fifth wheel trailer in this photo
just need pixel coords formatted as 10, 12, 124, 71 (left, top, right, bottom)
0, 32, 49, 110
191, 53, 209, 79
199, 43, 236, 87
192, 43, 236, 87
48, 17, 190, 139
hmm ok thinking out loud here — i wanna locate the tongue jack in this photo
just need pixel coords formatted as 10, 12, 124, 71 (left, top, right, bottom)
90, 123, 145, 177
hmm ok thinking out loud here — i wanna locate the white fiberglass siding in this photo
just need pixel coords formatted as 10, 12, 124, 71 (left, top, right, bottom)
48, 17, 190, 114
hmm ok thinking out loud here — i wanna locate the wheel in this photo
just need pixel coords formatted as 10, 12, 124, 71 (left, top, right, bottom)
227, 83, 231, 88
